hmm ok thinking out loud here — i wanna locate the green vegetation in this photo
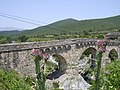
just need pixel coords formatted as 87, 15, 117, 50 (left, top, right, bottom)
0, 36, 11, 44
0, 54, 119, 90
102, 60, 120, 90
52, 81, 63, 90
89, 60, 120, 90
12, 15, 120, 35
0, 67, 34, 90
0, 32, 106, 44
44, 61, 58, 76
34, 56, 46, 90
0, 15, 120, 44
17, 35, 28, 42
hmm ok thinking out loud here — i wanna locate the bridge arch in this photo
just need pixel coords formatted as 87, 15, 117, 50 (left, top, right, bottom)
77, 47, 97, 84
80, 47, 97, 59
46, 53, 67, 80
108, 49, 118, 61
52, 53, 67, 71
102, 46, 119, 63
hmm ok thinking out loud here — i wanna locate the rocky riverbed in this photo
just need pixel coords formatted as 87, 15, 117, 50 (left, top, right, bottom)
46, 69, 91, 90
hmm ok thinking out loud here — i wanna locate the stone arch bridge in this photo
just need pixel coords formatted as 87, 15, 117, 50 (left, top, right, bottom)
0, 38, 120, 76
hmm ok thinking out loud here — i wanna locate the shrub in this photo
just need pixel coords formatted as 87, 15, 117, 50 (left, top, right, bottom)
89, 60, 120, 90
0, 67, 33, 90
102, 60, 120, 90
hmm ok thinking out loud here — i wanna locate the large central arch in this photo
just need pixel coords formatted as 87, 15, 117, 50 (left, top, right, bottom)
78, 47, 97, 84
81, 47, 97, 57
80, 47, 97, 68
46, 53, 67, 80
52, 54, 67, 71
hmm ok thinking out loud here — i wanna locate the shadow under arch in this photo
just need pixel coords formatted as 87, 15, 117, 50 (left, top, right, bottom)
108, 49, 118, 61
46, 54, 67, 80
79, 47, 97, 84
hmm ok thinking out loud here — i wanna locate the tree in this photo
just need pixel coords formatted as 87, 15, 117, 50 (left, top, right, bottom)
83, 31, 89, 35
0, 36, 11, 44
17, 35, 28, 42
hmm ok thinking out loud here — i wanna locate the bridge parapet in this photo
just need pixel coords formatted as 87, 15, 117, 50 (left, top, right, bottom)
0, 39, 74, 53
108, 41, 120, 46
0, 38, 119, 53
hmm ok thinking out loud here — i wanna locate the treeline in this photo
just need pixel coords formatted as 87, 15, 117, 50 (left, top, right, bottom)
0, 31, 105, 44
26, 31, 105, 42
0, 35, 28, 44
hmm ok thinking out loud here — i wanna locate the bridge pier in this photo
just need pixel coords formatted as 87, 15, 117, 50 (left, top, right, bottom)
118, 46, 120, 59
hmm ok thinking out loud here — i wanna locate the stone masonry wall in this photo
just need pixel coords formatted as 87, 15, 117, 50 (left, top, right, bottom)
0, 38, 119, 76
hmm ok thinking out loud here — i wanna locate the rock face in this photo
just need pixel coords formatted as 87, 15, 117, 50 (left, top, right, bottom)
46, 69, 90, 90
59, 74, 90, 90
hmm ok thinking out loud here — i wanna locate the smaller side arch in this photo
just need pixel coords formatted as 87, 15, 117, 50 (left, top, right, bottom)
108, 49, 118, 61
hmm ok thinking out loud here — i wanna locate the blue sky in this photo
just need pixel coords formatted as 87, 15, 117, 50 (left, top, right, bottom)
0, 0, 120, 30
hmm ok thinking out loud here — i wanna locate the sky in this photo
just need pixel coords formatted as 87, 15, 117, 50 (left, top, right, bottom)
0, 0, 120, 30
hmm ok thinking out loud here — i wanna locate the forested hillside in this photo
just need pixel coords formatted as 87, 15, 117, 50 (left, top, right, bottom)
0, 15, 120, 37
